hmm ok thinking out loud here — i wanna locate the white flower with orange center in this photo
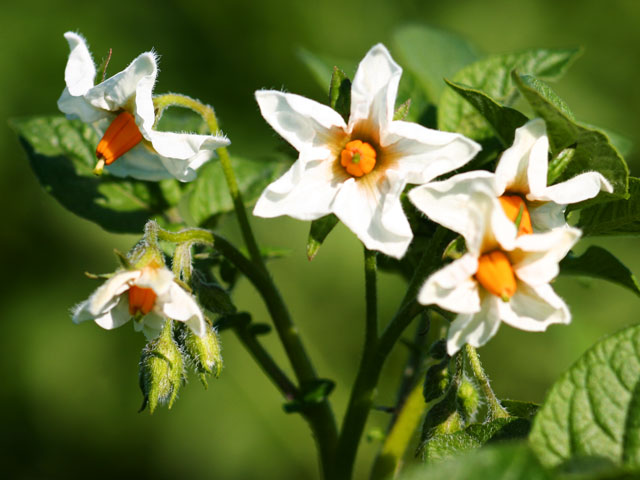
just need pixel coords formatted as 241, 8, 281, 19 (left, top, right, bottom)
410, 118, 612, 237
252, 44, 480, 258
57, 32, 230, 181
72, 264, 206, 340
409, 180, 580, 355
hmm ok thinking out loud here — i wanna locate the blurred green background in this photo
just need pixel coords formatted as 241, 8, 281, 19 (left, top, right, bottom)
2, 0, 640, 478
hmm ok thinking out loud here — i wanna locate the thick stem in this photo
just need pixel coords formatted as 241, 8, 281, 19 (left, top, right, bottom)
464, 344, 509, 419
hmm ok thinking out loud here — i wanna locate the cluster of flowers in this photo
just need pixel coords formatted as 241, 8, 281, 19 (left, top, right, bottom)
63, 33, 610, 355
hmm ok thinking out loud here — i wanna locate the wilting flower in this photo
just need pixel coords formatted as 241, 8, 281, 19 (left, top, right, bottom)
409, 180, 580, 354
58, 32, 229, 181
73, 263, 206, 339
411, 119, 612, 236
253, 44, 480, 258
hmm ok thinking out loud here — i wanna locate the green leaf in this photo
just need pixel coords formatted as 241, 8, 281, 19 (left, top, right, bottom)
392, 24, 478, 102
513, 73, 629, 199
560, 246, 640, 297
11, 115, 170, 234
501, 399, 539, 419
307, 214, 339, 261
186, 155, 288, 227
443, 79, 528, 146
329, 67, 351, 121
438, 48, 581, 141
529, 323, 640, 470
401, 443, 551, 480
577, 178, 640, 236
422, 417, 532, 463
283, 379, 335, 413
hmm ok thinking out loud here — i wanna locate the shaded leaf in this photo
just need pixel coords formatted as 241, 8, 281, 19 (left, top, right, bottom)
438, 48, 581, 141
501, 399, 539, 419
392, 24, 478, 102
11, 115, 170, 234
283, 379, 335, 413
529, 324, 640, 470
578, 178, 640, 236
560, 246, 640, 297
329, 67, 351, 121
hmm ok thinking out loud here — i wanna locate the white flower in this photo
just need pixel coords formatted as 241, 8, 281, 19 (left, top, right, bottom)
253, 44, 480, 258
410, 119, 612, 236
410, 181, 580, 355
57, 32, 230, 182
72, 264, 206, 340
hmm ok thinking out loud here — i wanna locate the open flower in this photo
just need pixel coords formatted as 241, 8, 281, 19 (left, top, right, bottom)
72, 264, 206, 340
253, 44, 480, 258
410, 181, 580, 355
410, 119, 612, 236
57, 32, 229, 181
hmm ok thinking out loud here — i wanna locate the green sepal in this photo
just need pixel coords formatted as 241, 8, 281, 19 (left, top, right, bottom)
423, 357, 451, 403
283, 379, 335, 414
175, 321, 223, 386
307, 214, 339, 260
560, 246, 640, 297
393, 99, 411, 121
329, 66, 351, 121
512, 72, 629, 200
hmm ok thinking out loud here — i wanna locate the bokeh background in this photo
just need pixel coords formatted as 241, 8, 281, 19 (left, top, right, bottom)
2, 0, 640, 478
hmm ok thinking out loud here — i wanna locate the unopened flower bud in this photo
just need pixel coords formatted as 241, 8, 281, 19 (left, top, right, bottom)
457, 377, 480, 422
139, 321, 184, 413
176, 321, 223, 387
423, 358, 451, 402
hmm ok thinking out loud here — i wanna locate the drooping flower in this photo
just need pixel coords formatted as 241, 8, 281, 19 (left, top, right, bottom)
72, 263, 206, 340
58, 32, 229, 181
253, 44, 480, 258
410, 119, 612, 236
409, 180, 580, 355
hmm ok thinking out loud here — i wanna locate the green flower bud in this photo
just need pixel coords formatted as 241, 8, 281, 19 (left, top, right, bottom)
457, 377, 480, 422
139, 321, 185, 413
176, 321, 223, 388
423, 358, 450, 402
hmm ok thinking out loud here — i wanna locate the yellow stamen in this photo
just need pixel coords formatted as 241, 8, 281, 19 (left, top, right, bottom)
499, 195, 533, 236
128, 285, 157, 316
95, 111, 143, 172
475, 250, 517, 301
340, 140, 377, 177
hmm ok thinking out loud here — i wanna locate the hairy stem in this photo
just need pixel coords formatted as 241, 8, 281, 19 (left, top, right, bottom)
464, 344, 509, 419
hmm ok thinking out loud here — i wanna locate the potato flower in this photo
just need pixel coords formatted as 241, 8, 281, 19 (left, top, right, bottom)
58, 32, 229, 181
253, 44, 480, 258
409, 179, 580, 354
72, 263, 206, 340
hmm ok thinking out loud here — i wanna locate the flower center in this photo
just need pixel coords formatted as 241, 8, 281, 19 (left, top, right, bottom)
499, 195, 533, 236
340, 140, 377, 177
475, 250, 517, 301
94, 111, 143, 175
128, 285, 157, 316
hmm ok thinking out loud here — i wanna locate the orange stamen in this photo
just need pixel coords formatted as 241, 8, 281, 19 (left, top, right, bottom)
340, 140, 377, 177
128, 285, 157, 316
95, 111, 143, 173
499, 195, 533, 236
475, 250, 517, 301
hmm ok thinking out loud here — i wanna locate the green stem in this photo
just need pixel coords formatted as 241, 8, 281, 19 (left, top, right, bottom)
370, 380, 427, 480
335, 228, 451, 480
364, 248, 378, 348
464, 344, 509, 419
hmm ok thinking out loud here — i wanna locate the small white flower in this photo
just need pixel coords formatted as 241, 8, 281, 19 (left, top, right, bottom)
72, 264, 206, 340
253, 44, 480, 258
410, 119, 612, 236
410, 183, 580, 355
57, 32, 229, 181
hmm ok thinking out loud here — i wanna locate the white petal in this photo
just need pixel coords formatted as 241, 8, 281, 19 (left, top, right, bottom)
512, 228, 581, 285
105, 144, 175, 181
331, 171, 412, 258
350, 44, 401, 131
384, 121, 481, 184
255, 90, 346, 156
418, 254, 480, 314
408, 172, 514, 254
446, 294, 501, 355
62, 32, 96, 96
161, 283, 206, 337
94, 295, 131, 330
499, 282, 570, 331
253, 156, 343, 221
84, 52, 158, 113
139, 312, 166, 340
136, 267, 174, 296
529, 201, 568, 231
58, 88, 108, 123
532, 172, 613, 204
495, 118, 548, 195
72, 300, 93, 324
88, 271, 140, 315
